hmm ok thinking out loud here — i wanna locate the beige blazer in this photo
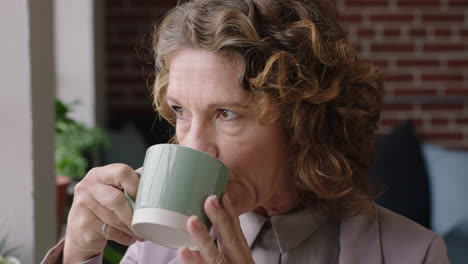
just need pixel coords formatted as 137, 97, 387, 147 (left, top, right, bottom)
42, 205, 449, 263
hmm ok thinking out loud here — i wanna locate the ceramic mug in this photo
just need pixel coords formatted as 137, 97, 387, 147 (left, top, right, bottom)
125, 144, 229, 249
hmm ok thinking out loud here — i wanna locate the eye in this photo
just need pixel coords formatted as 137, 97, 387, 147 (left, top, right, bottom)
171, 106, 191, 120
217, 109, 239, 121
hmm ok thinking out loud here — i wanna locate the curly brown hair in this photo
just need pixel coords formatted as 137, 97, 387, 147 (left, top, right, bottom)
151, 0, 384, 217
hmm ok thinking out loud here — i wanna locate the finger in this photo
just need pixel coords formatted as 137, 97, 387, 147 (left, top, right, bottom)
87, 183, 137, 238
87, 192, 137, 240
206, 195, 251, 263
92, 164, 140, 199
104, 224, 137, 246
178, 247, 204, 264
186, 215, 226, 264
220, 193, 247, 243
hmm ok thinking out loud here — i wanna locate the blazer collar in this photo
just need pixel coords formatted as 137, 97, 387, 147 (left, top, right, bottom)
239, 206, 322, 254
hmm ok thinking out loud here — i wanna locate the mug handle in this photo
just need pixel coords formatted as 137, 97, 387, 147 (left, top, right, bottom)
124, 168, 142, 210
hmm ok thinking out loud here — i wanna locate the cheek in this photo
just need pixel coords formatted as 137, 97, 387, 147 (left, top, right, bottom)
175, 121, 189, 142
221, 128, 287, 185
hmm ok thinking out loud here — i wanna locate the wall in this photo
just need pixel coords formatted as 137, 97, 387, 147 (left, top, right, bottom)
0, 0, 56, 263
55, 0, 106, 128
104, 0, 468, 149
336, 0, 468, 149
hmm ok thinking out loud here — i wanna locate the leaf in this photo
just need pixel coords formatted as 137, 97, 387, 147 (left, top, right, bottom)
0, 236, 6, 254
55, 99, 110, 180
2, 246, 20, 258
0, 234, 20, 259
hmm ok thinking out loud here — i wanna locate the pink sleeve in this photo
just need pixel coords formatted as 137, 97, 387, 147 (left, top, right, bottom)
40, 239, 103, 264
41, 239, 177, 264
120, 242, 141, 263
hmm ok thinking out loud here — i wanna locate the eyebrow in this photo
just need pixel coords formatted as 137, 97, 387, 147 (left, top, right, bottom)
165, 95, 249, 109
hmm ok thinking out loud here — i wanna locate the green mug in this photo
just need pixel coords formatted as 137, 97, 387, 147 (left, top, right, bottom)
126, 144, 229, 249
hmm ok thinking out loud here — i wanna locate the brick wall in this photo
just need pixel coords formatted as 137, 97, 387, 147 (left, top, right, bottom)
337, 0, 468, 149
105, 0, 468, 149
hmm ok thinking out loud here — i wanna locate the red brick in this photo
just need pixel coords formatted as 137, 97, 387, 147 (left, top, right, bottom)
385, 74, 413, 82
338, 14, 363, 23
379, 118, 400, 127
108, 76, 144, 84
448, 0, 468, 7
370, 14, 414, 23
422, 15, 465, 22
394, 88, 438, 96
396, 59, 439, 67
423, 44, 465, 52
109, 106, 154, 115
382, 103, 414, 111
371, 44, 414, 52
447, 60, 468, 67
421, 74, 463, 81
462, 29, 468, 37
383, 29, 401, 37
107, 59, 125, 70
445, 89, 468, 96
130, 0, 177, 8
421, 104, 464, 111
409, 28, 427, 37
107, 0, 125, 8
108, 45, 136, 54
456, 118, 468, 124
431, 118, 449, 125
346, 0, 389, 7
108, 90, 126, 99
116, 29, 140, 39
357, 28, 375, 38
420, 132, 463, 140
397, 0, 440, 7
106, 14, 150, 23
380, 118, 424, 127
434, 28, 452, 37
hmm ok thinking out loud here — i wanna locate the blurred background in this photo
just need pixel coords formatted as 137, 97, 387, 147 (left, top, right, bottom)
0, 0, 467, 263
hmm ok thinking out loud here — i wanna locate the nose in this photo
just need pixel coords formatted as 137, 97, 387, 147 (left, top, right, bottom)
179, 120, 218, 158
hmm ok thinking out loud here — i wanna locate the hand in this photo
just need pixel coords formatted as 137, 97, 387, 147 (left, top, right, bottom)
178, 194, 255, 264
63, 164, 143, 263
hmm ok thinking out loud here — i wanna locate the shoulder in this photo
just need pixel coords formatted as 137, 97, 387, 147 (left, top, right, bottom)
376, 205, 449, 263
339, 204, 449, 264
377, 204, 434, 243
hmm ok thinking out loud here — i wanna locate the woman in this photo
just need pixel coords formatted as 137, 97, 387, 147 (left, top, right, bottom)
43, 0, 449, 263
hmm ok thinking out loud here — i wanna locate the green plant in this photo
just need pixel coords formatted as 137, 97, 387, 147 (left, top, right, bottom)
103, 244, 124, 264
0, 235, 20, 264
55, 99, 110, 181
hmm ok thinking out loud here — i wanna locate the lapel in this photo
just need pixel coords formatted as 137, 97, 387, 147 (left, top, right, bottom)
338, 205, 383, 264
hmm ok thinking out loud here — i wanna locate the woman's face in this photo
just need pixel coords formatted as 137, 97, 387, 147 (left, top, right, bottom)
166, 49, 296, 216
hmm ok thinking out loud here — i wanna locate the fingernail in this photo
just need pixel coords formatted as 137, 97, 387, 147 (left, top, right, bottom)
210, 195, 220, 209
192, 216, 202, 231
